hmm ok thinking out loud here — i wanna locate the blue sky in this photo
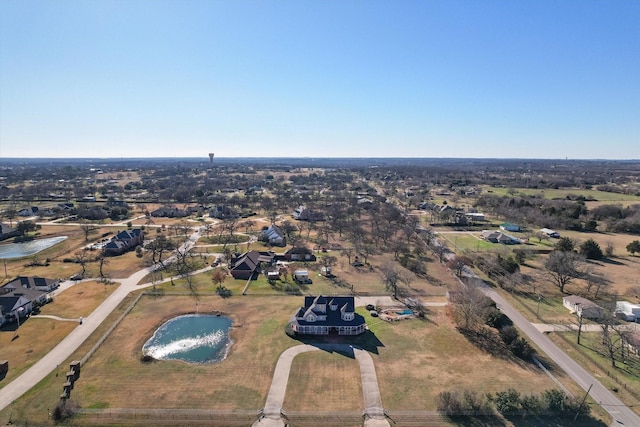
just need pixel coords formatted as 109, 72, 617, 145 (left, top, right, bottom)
1, 0, 638, 159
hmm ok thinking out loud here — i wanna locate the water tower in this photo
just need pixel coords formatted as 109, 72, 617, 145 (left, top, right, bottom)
208, 152, 214, 167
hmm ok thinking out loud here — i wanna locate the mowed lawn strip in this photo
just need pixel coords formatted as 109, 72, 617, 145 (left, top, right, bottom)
283, 351, 363, 412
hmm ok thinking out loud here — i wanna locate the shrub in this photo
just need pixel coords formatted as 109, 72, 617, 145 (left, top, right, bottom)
494, 388, 521, 415
52, 400, 77, 421
580, 238, 603, 260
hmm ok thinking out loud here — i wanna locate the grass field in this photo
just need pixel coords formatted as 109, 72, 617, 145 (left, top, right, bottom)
0, 294, 586, 426
483, 186, 640, 202
548, 331, 640, 416
0, 280, 119, 390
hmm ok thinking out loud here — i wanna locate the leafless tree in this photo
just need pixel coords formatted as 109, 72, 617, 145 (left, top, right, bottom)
451, 281, 494, 330
319, 255, 338, 276
544, 251, 587, 293
380, 261, 411, 299
80, 221, 99, 242
74, 249, 89, 278
341, 247, 354, 265
97, 254, 109, 279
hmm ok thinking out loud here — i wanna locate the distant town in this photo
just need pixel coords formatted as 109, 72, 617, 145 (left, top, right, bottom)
1, 157, 640, 427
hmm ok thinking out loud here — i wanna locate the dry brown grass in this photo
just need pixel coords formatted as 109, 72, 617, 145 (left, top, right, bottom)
0, 281, 120, 389
72, 295, 298, 410
0, 319, 77, 389
283, 351, 363, 411
40, 281, 119, 319
371, 307, 578, 410
0, 293, 585, 425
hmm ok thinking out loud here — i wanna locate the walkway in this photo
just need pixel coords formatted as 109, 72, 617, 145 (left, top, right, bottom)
0, 229, 205, 412
254, 344, 389, 427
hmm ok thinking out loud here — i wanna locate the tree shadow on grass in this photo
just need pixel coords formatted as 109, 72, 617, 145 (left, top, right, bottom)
457, 327, 511, 360
505, 415, 608, 427
446, 415, 506, 427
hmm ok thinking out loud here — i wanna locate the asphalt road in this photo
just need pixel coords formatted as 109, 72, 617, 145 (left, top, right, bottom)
484, 287, 639, 426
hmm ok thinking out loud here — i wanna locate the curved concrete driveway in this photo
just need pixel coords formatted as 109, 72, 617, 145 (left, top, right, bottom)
255, 344, 389, 427
0, 229, 205, 412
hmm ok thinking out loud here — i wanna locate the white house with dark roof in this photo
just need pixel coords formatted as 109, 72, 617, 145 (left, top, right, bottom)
289, 295, 367, 336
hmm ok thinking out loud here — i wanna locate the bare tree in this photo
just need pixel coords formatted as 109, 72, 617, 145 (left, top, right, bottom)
544, 251, 587, 293
341, 247, 354, 265
97, 254, 109, 279
447, 255, 472, 277
80, 221, 99, 242
74, 249, 89, 278
380, 261, 411, 299
211, 267, 229, 294
319, 255, 338, 276
451, 281, 494, 330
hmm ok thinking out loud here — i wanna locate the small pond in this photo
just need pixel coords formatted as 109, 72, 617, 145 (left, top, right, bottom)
0, 236, 67, 259
142, 314, 233, 364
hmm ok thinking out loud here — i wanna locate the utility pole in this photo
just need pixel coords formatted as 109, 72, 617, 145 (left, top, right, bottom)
574, 384, 592, 421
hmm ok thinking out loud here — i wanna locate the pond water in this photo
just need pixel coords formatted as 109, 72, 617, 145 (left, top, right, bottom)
0, 236, 68, 259
142, 314, 233, 364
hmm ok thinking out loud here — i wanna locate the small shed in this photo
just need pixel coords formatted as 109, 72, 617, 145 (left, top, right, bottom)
293, 270, 311, 284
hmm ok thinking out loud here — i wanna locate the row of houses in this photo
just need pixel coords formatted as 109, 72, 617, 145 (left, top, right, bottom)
0, 277, 59, 326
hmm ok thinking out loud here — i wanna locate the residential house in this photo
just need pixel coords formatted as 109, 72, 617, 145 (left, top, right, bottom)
3, 276, 59, 293
150, 206, 189, 218
103, 229, 144, 256
292, 206, 325, 222
289, 295, 367, 336
18, 207, 39, 217
210, 205, 238, 219
562, 295, 604, 320
230, 251, 275, 280
260, 225, 286, 247
0, 280, 50, 322
465, 212, 486, 222
284, 247, 316, 262
540, 228, 560, 238
0, 295, 32, 322
481, 230, 520, 245
625, 331, 640, 355
0, 224, 20, 242
500, 223, 521, 232
615, 301, 640, 322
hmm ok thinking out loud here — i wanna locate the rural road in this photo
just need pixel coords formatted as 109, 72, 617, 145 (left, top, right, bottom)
484, 286, 640, 427
0, 229, 203, 413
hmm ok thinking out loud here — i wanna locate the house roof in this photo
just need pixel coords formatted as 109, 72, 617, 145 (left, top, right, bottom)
5, 276, 58, 290
231, 251, 274, 273
0, 295, 32, 314
563, 295, 601, 309
293, 295, 365, 328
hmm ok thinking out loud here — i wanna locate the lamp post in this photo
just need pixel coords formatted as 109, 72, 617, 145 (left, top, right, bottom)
536, 295, 542, 319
